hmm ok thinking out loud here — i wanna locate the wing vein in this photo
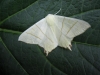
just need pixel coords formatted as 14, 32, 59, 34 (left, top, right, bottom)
66, 21, 78, 35
26, 32, 42, 40
36, 25, 53, 43
59, 17, 65, 41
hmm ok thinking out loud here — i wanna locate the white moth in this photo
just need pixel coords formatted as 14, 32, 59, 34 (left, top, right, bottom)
18, 14, 91, 56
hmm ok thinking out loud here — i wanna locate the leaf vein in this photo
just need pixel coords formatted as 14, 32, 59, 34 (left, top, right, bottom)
0, 37, 29, 75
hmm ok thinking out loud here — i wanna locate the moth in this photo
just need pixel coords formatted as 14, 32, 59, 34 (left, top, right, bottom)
18, 14, 91, 56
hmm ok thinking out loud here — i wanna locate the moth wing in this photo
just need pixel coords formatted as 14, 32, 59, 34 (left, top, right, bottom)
18, 18, 58, 55
53, 15, 90, 50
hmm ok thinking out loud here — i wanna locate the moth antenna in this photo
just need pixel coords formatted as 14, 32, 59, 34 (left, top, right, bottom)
54, 8, 61, 15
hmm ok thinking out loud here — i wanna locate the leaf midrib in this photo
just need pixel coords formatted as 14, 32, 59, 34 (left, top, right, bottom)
0, 28, 100, 47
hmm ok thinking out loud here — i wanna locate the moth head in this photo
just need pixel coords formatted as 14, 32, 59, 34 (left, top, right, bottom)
45, 14, 56, 26
46, 14, 54, 18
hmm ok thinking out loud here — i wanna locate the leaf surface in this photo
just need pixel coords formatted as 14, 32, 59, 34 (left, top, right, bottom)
0, 0, 100, 75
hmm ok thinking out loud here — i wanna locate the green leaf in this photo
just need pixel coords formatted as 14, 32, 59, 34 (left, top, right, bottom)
0, 0, 100, 75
